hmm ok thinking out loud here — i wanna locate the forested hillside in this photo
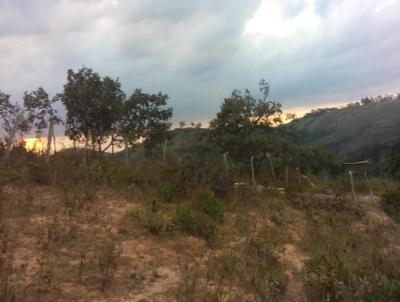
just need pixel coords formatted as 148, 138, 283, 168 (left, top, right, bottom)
292, 97, 400, 157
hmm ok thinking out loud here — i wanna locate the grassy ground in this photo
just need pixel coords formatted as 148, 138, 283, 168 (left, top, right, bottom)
0, 182, 399, 301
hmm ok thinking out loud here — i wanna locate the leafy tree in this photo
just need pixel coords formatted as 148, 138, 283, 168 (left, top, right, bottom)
0, 91, 31, 158
61, 67, 125, 153
209, 79, 282, 161
361, 97, 373, 106
119, 89, 173, 152
24, 87, 62, 162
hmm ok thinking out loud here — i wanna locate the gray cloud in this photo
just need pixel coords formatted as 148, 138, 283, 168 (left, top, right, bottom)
0, 0, 399, 127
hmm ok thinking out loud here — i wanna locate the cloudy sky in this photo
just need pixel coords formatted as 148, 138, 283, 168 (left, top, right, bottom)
1, 0, 400, 124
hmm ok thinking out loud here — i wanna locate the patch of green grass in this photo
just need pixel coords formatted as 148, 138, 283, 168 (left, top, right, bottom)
301, 204, 400, 301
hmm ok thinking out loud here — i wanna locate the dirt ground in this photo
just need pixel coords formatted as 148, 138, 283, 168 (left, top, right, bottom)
0, 185, 397, 302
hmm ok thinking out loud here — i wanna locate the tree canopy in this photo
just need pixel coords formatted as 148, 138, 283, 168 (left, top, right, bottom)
209, 80, 282, 161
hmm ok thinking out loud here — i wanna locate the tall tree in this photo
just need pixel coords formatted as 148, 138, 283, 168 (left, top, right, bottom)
0, 91, 31, 158
24, 87, 62, 162
119, 89, 173, 153
209, 80, 282, 161
61, 67, 125, 153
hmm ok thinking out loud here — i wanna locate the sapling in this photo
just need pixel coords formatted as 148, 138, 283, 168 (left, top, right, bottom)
0, 91, 31, 159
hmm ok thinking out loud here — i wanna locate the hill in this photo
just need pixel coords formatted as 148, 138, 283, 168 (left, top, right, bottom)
292, 100, 400, 158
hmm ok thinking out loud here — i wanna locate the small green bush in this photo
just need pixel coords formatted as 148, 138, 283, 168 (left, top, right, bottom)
142, 209, 169, 235
197, 191, 224, 222
304, 252, 349, 301
172, 205, 217, 244
159, 182, 178, 203
381, 187, 400, 222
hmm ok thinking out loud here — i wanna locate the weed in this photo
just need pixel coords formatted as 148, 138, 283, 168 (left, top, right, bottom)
301, 204, 400, 301
97, 238, 118, 291
25, 161, 50, 185
197, 191, 224, 222
159, 182, 178, 203
125, 206, 140, 219
173, 205, 218, 245
176, 258, 203, 302
21, 185, 34, 214
142, 208, 169, 235
77, 253, 86, 283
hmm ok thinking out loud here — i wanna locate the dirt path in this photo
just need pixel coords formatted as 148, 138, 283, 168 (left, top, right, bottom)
280, 208, 309, 302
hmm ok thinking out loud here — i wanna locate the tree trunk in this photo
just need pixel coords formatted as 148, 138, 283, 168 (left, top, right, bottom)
45, 119, 54, 164
266, 153, 276, 181
125, 141, 129, 164
223, 152, 229, 172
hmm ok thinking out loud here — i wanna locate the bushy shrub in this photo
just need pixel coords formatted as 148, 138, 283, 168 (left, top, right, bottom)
210, 172, 233, 198
159, 182, 178, 203
304, 252, 349, 301
97, 238, 118, 291
381, 187, 400, 222
142, 209, 169, 235
197, 191, 224, 222
172, 205, 217, 245
25, 162, 50, 185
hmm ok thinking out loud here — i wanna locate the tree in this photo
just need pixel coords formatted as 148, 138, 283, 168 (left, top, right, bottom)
61, 67, 125, 153
24, 87, 62, 163
119, 89, 173, 150
0, 91, 31, 158
209, 80, 282, 161
361, 97, 373, 106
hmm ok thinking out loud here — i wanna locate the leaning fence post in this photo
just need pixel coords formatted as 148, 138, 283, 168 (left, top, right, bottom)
364, 169, 374, 198
266, 153, 276, 181
223, 152, 229, 172
251, 156, 256, 186
349, 170, 357, 201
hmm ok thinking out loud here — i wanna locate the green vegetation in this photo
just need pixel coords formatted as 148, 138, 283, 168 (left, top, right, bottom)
0, 70, 399, 301
291, 95, 400, 179
381, 186, 400, 222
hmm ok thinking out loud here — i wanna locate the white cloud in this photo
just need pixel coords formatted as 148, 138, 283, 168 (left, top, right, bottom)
244, 0, 321, 38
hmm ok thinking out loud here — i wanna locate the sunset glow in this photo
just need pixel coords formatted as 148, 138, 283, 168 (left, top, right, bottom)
24, 138, 46, 152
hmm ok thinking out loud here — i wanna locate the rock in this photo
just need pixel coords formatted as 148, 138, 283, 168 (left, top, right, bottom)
117, 228, 129, 235
130, 271, 145, 281
152, 270, 162, 279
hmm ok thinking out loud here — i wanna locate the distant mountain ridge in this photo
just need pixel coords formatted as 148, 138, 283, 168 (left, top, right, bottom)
292, 99, 400, 158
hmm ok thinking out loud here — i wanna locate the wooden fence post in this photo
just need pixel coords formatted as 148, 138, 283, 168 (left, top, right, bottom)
364, 169, 374, 198
162, 139, 168, 161
349, 170, 357, 201
223, 152, 229, 172
266, 153, 276, 181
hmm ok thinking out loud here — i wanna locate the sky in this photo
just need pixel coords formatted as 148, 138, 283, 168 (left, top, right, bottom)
1, 0, 400, 126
